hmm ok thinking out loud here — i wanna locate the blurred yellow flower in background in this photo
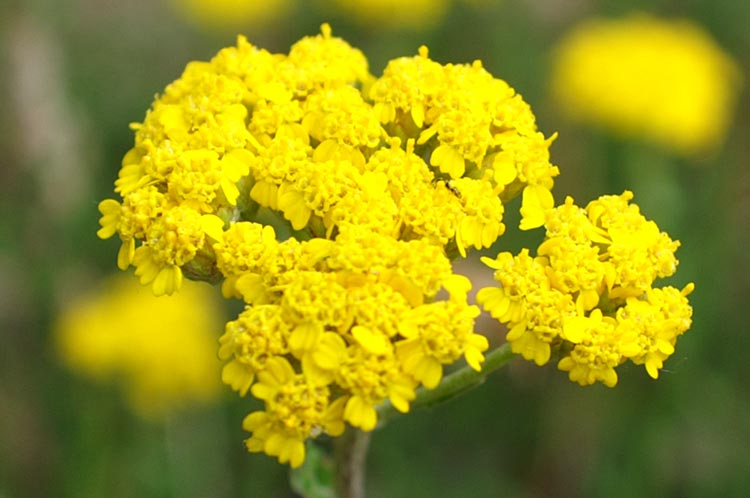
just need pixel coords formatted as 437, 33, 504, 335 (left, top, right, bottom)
55, 276, 224, 419
169, 0, 293, 30
331, 0, 450, 29
551, 13, 741, 156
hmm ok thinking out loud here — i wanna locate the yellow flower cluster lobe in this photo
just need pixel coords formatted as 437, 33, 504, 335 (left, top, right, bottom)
478, 192, 693, 387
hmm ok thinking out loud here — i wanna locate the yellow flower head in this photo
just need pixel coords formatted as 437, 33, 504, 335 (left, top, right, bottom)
97, 25, 694, 467
244, 357, 346, 468
54, 276, 223, 419
551, 13, 741, 155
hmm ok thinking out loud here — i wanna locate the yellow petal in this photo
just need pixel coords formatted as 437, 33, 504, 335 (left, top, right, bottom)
492, 152, 517, 186
431, 144, 465, 179
277, 186, 311, 230
312, 333, 347, 370
288, 440, 306, 469
289, 322, 322, 356
443, 274, 472, 301
152, 266, 182, 296
519, 184, 554, 230
242, 411, 268, 431
235, 273, 266, 304
250, 181, 279, 209
645, 356, 662, 379
351, 326, 389, 355
417, 357, 442, 389
344, 396, 378, 431
411, 103, 425, 128
562, 315, 589, 343
221, 359, 254, 396
201, 214, 226, 242
117, 238, 135, 270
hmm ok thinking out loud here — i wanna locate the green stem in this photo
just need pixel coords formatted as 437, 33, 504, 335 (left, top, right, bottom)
333, 429, 371, 498
291, 345, 516, 498
376, 343, 515, 426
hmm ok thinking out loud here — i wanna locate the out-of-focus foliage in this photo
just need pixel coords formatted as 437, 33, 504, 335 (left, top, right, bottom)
1, 0, 749, 497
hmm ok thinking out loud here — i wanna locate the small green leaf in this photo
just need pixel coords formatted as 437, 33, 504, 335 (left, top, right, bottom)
289, 440, 338, 498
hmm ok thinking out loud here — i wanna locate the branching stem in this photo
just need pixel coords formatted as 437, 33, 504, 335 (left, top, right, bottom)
376, 343, 515, 426
334, 428, 371, 498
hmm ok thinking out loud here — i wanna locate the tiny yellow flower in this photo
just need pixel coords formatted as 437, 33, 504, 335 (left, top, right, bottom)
558, 309, 627, 387
130, 204, 207, 295
218, 304, 292, 396
396, 301, 486, 388
616, 284, 694, 379
336, 344, 417, 430
244, 357, 345, 467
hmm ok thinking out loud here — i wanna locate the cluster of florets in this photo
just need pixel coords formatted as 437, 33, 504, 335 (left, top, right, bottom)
215, 223, 486, 466
478, 191, 693, 386
97, 25, 559, 299
97, 25, 692, 468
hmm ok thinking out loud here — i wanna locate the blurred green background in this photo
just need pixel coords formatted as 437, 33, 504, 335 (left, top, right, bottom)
1, 0, 748, 497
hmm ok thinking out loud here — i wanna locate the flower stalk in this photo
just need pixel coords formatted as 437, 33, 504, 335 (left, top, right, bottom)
333, 428, 371, 498
295, 343, 516, 498
376, 343, 514, 426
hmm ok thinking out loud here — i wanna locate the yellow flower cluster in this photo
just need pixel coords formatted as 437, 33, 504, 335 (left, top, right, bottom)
97, 25, 694, 467
98, 25, 556, 467
477, 191, 693, 387
54, 276, 223, 418
217, 223, 486, 466
551, 13, 741, 155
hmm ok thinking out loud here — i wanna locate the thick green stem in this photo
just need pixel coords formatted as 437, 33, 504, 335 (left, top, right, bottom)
376, 343, 515, 426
